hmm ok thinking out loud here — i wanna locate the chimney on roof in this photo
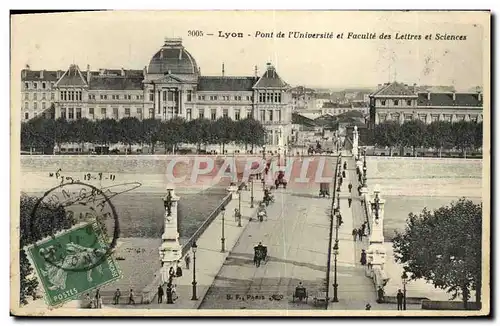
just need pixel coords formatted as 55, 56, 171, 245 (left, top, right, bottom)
87, 65, 91, 83
40, 70, 44, 79
160, 50, 163, 59
254, 65, 258, 78
143, 65, 147, 76
121, 68, 125, 77
25, 64, 31, 70
222, 63, 225, 77
179, 49, 182, 60
427, 91, 431, 101
452, 91, 456, 101
478, 91, 482, 102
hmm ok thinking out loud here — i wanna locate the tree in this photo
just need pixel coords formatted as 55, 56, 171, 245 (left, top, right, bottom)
426, 121, 453, 157
185, 118, 211, 153
19, 194, 74, 305
392, 198, 482, 309
96, 118, 119, 148
159, 117, 186, 154
451, 121, 476, 157
118, 117, 142, 153
244, 118, 266, 152
401, 120, 427, 156
213, 117, 235, 154
141, 118, 162, 154
373, 121, 401, 156
474, 122, 483, 151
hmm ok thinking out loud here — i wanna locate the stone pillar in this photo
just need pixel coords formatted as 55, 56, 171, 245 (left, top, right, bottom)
159, 185, 182, 285
226, 183, 239, 199
352, 126, 359, 157
366, 185, 390, 291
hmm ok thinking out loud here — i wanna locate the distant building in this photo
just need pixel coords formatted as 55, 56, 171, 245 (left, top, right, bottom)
322, 102, 369, 116
290, 86, 316, 111
21, 38, 293, 147
369, 82, 483, 127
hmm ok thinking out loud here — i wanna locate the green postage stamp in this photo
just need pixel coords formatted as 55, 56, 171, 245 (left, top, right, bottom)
24, 221, 122, 307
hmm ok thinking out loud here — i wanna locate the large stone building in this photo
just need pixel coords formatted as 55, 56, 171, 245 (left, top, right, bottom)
20, 38, 293, 148
368, 82, 483, 128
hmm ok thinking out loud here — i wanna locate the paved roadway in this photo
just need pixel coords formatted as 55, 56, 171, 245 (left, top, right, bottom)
199, 153, 384, 310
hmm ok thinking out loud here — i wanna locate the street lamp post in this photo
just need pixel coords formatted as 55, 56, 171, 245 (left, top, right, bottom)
250, 177, 254, 208
263, 145, 266, 160
220, 207, 226, 252
401, 271, 408, 310
332, 240, 339, 302
238, 187, 242, 227
191, 242, 198, 300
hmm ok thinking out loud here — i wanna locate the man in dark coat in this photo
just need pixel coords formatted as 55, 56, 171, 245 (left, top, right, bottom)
360, 249, 367, 266
397, 289, 404, 310
348, 183, 352, 193
157, 285, 164, 304
358, 228, 363, 241
348, 197, 352, 207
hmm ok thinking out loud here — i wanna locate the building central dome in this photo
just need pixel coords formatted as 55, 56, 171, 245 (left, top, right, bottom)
147, 38, 198, 75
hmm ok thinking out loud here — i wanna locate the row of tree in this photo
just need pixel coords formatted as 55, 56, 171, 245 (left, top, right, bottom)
21, 116, 267, 154
371, 120, 483, 156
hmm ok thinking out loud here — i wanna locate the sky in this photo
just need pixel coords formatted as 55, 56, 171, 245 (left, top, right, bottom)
11, 11, 488, 92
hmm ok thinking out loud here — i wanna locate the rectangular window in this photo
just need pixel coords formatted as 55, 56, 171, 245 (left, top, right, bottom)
198, 95, 206, 101
260, 110, 265, 121
168, 91, 174, 101
149, 90, 154, 101
101, 108, 106, 117
407, 100, 412, 106
158, 104, 161, 115
51, 93, 55, 100
268, 110, 273, 121
33, 93, 37, 100
259, 93, 264, 103
247, 111, 252, 119
89, 108, 94, 115
149, 108, 154, 118
277, 110, 282, 122
235, 96, 242, 101
34, 102, 37, 110
42, 82, 46, 89
24, 102, 29, 110
187, 90, 192, 102
163, 91, 167, 101
163, 107, 168, 120
186, 108, 192, 120
209, 95, 216, 101
211, 109, 217, 120
431, 115, 438, 122
42, 93, 46, 100
24, 112, 29, 120
113, 107, 119, 119
223, 109, 228, 118
24, 82, 29, 89
68, 108, 74, 119
235, 109, 240, 121
381, 100, 386, 106
42, 102, 46, 110
125, 108, 130, 117
33, 82, 37, 89
199, 109, 205, 119
246, 96, 251, 101
76, 108, 82, 119
24, 93, 29, 100
79, 91, 82, 101
101, 94, 105, 100
61, 108, 66, 119
394, 100, 399, 106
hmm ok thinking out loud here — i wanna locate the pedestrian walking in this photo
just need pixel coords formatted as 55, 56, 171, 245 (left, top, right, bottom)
352, 228, 357, 241
360, 249, 367, 266
377, 287, 385, 303
172, 284, 178, 301
169, 266, 175, 278
361, 222, 366, 235
397, 289, 404, 310
358, 228, 363, 241
348, 183, 352, 193
94, 289, 102, 308
184, 253, 191, 270
365, 303, 372, 310
176, 263, 183, 277
348, 197, 352, 207
157, 285, 164, 304
84, 293, 92, 309
128, 289, 136, 305
343, 162, 347, 170
113, 288, 121, 305
342, 170, 346, 178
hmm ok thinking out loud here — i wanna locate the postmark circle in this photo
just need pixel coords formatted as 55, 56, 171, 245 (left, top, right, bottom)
29, 181, 120, 272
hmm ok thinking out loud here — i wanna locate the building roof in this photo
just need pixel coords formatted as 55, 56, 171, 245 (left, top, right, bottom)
197, 76, 256, 92
147, 38, 198, 75
371, 82, 416, 96
88, 76, 144, 90
292, 112, 317, 126
253, 64, 288, 88
55, 64, 88, 87
417, 92, 482, 107
21, 69, 62, 82
416, 85, 456, 93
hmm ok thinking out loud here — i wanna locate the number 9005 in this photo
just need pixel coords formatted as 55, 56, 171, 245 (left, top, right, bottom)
188, 30, 204, 37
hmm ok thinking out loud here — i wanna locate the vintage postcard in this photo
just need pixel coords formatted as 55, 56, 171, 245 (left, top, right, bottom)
10, 10, 490, 317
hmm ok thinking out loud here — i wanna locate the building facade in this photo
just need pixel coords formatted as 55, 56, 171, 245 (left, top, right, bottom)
20, 38, 293, 147
369, 82, 483, 128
